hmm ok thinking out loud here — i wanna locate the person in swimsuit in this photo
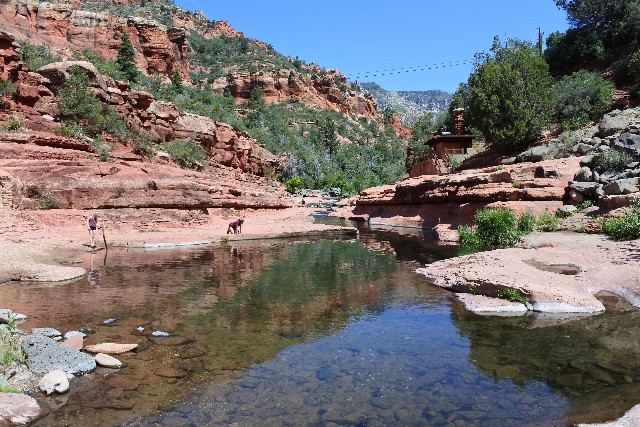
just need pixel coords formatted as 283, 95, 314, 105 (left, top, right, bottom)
87, 212, 99, 248
227, 218, 244, 235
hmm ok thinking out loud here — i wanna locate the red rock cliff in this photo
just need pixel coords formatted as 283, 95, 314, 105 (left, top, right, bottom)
0, 0, 189, 80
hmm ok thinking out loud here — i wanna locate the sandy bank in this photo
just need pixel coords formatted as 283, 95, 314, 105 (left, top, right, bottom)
0, 205, 356, 282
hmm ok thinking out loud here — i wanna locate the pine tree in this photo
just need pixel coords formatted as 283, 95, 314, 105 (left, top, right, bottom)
116, 32, 139, 83
170, 69, 184, 94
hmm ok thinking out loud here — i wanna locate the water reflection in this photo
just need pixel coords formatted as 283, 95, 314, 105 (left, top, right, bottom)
0, 229, 636, 426
451, 297, 640, 424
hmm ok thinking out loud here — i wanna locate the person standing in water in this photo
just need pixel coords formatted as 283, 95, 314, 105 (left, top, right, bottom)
87, 212, 99, 248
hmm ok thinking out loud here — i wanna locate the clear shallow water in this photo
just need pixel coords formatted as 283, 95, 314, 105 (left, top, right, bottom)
2, 228, 640, 426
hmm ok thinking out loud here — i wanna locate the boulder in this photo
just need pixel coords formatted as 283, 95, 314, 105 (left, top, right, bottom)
60, 335, 83, 351
599, 110, 629, 137
31, 328, 61, 339
573, 167, 592, 182
572, 143, 593, 155
613, 134, 640, 159
0, 393, 40, 425
22, 335, 96, 375
38, 370, 69, 395
603, 178, 640, 195
517, 145, 550, 163
570, 181, 601, 196
36, 61, 108, 93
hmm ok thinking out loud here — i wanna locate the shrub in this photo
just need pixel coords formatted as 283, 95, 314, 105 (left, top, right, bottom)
58, 66, 104, 135
457, 225, 482, 246
91, 136, 112, 162
497, 288, 527, 304
0, 80, 16, 98
443, 153, 466, 172
555, 70, 614, 129
54, 124, 86, 139
102, 108, 129, 141
517, 212, 537, 234
0, 116, 25, 132
132, 132, 157, 158
161, 139, 209, 169
0, 313, 25, 368
595, 151, 634, 171
33, 194, 56, 209
473, 208, 521, 247
467, 37, 556, 149
17, 41, 61, 70
600, 201, 640, 240
285, 176, 302, 193
537, 213, 560, 232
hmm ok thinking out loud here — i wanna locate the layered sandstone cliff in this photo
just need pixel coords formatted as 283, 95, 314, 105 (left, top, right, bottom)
0, 0, 190, 80
339, 158, 583, 238
0, 29, 290, 212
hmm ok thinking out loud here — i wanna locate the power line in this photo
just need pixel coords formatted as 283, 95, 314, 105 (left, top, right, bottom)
346, 59, 474, 80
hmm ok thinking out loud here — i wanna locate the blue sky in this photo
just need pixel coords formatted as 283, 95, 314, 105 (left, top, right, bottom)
175, 1, 569, 93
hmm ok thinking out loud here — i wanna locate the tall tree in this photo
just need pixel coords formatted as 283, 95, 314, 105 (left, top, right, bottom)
467, 37, 557, 150
116, 32, 139, 83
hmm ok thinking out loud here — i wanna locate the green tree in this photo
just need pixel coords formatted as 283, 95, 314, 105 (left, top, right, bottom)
247, 85, 266, 110
116, 32, 139, 83
58, 65, 104, 135
467, 37, 556, 150
311, 114, 338, 158
170, 69, 184, 93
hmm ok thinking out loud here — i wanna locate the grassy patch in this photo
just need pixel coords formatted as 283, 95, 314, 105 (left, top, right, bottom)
600, 201, 640, 240
0, 313, 25, 368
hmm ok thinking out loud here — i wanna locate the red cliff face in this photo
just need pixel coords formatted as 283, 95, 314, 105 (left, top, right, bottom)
0, 29, 278, 176
0, 0, 189, 81
209, 69, 378, 118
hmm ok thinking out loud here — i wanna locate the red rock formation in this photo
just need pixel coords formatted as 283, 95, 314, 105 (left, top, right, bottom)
342, 158, 583, 235
0, 0, 189, 80
0, 30, 279, 177
210, 69, 377, 118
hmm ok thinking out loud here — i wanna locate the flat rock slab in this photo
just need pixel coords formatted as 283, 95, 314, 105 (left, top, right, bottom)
417, 233, 640, 315
456, 294, 528, 314
0, 392, 41, 425
60, 335, 83, 351
84, 343, 138, 354
22, 335, 96, 375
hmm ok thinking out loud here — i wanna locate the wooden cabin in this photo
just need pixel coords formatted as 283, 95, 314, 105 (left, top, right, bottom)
407, 109, 477, 177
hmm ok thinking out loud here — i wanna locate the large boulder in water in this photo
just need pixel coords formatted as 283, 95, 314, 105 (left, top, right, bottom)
22, 334, 96, 375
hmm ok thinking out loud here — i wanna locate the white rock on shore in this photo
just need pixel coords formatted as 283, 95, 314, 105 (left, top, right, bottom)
38, 370, 69, 395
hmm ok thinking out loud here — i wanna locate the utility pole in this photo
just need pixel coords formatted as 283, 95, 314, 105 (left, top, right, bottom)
537, 27, 544, 57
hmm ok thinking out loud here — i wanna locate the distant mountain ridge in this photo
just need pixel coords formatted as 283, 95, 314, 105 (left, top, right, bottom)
360, 82, 451, 126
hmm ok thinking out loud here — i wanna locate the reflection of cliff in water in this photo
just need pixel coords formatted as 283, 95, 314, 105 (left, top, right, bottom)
177, 239, 402, 370
356, 223, 460, 265
450, 295, 640, 424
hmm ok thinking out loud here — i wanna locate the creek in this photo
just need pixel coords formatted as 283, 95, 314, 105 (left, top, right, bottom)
3, 224, 640, 426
